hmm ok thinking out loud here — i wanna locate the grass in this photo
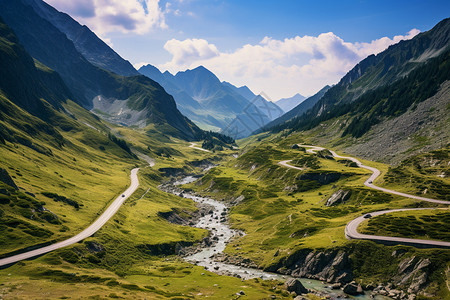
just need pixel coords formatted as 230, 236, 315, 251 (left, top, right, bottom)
0, 258, 290, 299
0, 156, 291, 299
0, 105, 290, 298
359, 209, 450, 242
180, 132, 449, 299
380, 147, 450, 200
184, 138, 423, 267
1, 88, 448, 298
0, 132, 134, 255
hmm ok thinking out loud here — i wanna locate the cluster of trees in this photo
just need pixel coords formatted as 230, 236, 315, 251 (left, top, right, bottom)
200, 131, 236, 151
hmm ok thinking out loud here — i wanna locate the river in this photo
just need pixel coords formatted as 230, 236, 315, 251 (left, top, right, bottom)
163, 175, 391, 300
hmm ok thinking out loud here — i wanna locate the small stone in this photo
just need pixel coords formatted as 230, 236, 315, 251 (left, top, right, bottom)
331, 283, 341, 289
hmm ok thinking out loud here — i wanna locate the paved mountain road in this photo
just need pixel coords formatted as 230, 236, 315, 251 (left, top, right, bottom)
279, 145, 450, 248
345, 208, 450, 248
0, 168, 140, 267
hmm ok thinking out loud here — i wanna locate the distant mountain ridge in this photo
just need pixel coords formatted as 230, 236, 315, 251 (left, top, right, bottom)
139, 65, 283, 136
275, 93, 306, 113
222, 81, 257, 101
261, 85, 330, 131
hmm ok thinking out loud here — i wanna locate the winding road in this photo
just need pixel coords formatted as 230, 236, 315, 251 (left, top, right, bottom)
0, 168, 140, 267
278, 145, 450, 249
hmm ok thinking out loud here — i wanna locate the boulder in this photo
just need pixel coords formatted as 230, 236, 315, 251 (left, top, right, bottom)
284, 278, 308, 295
343, 282, 363, 295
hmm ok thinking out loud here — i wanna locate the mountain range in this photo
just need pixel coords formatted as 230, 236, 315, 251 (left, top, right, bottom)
0, 0, 202, 140
139, 64, 284, 137
13, 0, 289, 139
0, 1, 449, 298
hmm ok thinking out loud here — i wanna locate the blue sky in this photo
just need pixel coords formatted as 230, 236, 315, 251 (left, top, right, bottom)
45, 0, 449, 99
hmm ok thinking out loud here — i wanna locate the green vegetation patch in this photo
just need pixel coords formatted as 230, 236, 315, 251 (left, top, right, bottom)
42, 192, 81, 209
360, 211, 450, 242
383, 148, 450, 200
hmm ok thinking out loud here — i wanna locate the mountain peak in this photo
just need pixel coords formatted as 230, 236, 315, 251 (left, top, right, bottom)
221, 81, 256, 101
275, 92, 306, 112
181, 65, 217, 78
140, 64, 162, 74
21, 0, 139, 77
174, 65, 222, 91
191, 65, 209, 72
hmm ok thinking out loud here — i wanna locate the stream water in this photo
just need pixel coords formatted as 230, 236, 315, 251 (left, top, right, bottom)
164, 176, 391, 300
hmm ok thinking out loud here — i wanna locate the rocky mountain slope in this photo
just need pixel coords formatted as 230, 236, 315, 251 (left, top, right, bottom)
222, 81, 257, 101
0, 0, 203, 140
21, 0, 138, 77
0, 16, 136, 158
268, 18, 450, 163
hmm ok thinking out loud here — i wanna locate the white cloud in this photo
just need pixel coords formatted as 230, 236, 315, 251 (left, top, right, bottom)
160, 30, 420, 99
45, 0, 167, 35
163, 38, 220, 66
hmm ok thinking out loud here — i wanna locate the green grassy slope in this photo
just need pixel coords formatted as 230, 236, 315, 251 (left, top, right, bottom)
0, 18, 290, 298
182, 132, 450, 298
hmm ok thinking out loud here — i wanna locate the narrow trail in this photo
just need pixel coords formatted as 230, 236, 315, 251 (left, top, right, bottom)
278, 145, 450, 249
0, 167, 143, 267
189, 142, 211, 152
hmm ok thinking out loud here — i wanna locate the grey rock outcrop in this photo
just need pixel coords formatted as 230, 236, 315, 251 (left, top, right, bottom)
325, 189, 351, 206
268, 249, 353, 284
393, 256, 432, 294
297, 172, 342, 185
85, 241, 105, 253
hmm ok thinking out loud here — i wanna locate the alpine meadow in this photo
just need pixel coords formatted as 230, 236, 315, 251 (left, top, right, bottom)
0, 1, 449, 299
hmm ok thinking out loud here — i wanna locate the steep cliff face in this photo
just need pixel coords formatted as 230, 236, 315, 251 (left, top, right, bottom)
266, 249, 353, 284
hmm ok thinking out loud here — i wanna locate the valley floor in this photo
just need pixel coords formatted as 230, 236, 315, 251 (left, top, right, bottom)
0, 132, 449, 299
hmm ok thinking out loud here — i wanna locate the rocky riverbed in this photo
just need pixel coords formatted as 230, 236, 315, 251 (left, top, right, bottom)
160, 175, 393, 300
